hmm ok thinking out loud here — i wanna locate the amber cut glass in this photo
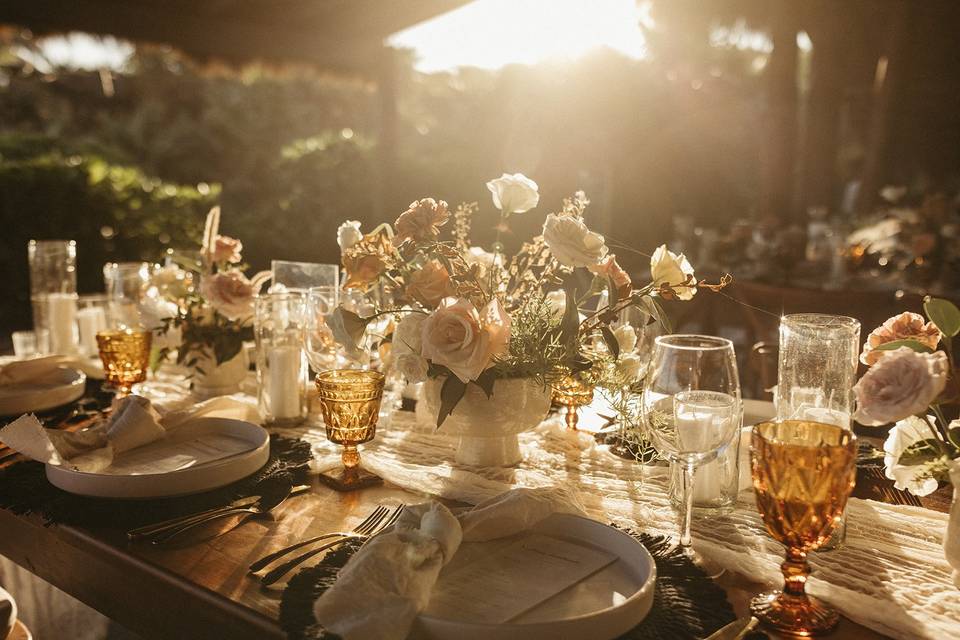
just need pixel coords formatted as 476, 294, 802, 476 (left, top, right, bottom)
750, 420, 857, 636
96, 328, 152, 396
315, 369, 385, 490
551, 373, 594, 430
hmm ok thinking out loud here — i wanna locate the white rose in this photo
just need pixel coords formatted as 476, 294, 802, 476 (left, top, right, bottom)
883, 416, 942, 496
420, 297, 510, 383
200, 270, 256, 321
853, 348, 949, 426
613, 323, 638, 353
650, 245, 697, 300
486, 173, 540, 215
337, 220, 363, 252
616, 354, 644, 382
542, 213, 608, 268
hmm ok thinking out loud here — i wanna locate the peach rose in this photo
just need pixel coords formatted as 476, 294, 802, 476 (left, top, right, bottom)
420, 297, 510, 383
200, 270, 256, 321
205, 235, 243, 264
405, 260, 456, 308
394, 198, 450, 242
853, 347, 949, 426
589, 254, 632, 298
861, 312, 942, 366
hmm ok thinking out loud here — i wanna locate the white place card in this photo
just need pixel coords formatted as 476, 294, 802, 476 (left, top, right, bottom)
427, 533, 617, 624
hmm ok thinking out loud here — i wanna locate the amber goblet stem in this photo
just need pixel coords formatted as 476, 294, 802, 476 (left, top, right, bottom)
564, 404, 579, 430
782, 548, 811, 599
342, 444, 360, 470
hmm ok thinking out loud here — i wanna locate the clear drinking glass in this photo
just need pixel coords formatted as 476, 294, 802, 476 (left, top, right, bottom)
103, 262, 153, 329
304, 286, 341, 372
270, 261, 339, 293
642, 335, 742, 547
28, 240, 78, 355
12, 331, 39, 358
255, 293, 308, 426
776, 314, 860, 427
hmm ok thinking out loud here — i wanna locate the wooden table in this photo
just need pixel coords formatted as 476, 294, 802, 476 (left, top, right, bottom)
0, 420, 951, 640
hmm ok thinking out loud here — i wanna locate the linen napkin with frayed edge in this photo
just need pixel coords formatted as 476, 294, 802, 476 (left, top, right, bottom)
0, 355, 104, 383
0, 394, 259, 472
312, 487, 586, 640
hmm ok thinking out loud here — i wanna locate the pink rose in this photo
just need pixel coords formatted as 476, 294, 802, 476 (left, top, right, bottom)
205, 235, 243, 264
589, 254, 632, 298
861, 312, 942, 366
853, 347, 949, 426
420, 297, 510, 383
200, 270, 256, 321
394, 198, 450, 242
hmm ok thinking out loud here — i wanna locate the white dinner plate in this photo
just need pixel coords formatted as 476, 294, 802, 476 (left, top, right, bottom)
412, 513, 657, 640
45, 417, 270, 499
0, 368, 86, 416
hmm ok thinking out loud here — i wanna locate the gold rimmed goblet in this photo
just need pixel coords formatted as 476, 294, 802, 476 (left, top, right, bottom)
96, 328, 152, 397
750, 420, 857, 636
551, 373, 594, 430
315, 369, 385, 491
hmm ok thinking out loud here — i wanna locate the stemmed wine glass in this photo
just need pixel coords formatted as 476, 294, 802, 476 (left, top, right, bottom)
750, 420, 857, 635
641, 335, 741, 547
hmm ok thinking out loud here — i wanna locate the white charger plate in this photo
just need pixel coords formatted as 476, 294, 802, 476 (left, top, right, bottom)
0, 368, 86, 416
412, 513, 656, 640
45, 417, 270, 499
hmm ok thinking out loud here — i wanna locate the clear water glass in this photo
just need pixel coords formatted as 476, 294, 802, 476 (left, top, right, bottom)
28, 240, 78, 354
642, 335, 741, 547
255, 293, 308, 426
776, 314, 860, 427
270, 261, 339, 293
103, 262, 153, 329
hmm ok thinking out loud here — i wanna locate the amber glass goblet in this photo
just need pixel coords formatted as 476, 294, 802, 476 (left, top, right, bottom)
551, 373, 594, 430
315, 369, 385, 491
750, 420, 857, 636
96, 328, 152, 396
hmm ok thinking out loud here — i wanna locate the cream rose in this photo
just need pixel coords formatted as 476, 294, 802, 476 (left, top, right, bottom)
650, 245, 696, 300
542, 213, 608, 268
337, 220, 363, 253
200, 270, 256, 321
205, 235, 243, 264
853, 347, 949, 426
420, 297, 510, 383
861, 312, 942, 366
486, 173, 539, 215
883, 416, 942, 496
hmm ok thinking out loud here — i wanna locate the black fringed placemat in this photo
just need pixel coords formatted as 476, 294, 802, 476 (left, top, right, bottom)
279, 529, 766, 640
0, 433, 313, 530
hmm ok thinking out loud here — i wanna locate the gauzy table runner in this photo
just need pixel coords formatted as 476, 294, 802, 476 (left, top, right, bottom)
140, 373, 958, 640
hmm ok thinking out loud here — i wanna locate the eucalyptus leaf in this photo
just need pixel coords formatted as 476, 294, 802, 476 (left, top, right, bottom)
925, 297, 960, 337
437, 375, 467, 428
875, 339, 934, 354
600, 325, 620, 359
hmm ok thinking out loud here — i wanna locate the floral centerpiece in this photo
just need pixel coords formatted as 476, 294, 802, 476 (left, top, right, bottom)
851, 297, 960, 586
156, 207, 270, 397
330, 173, 726, 465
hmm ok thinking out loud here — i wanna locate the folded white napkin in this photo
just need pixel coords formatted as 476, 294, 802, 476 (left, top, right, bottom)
0, 355, 104, 384
0, 394, 258, 473
313, 487, 586, 640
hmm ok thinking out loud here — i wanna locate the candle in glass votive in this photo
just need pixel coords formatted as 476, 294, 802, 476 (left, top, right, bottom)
77, 306, 107, 356
47, 293, 78, 354
269, 346, 302, 419
675, 405, 723, 502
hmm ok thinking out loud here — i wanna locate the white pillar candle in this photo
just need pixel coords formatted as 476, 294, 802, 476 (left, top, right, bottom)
77, 306, 107, 356
47, 293, 78, 355
269, 346, 302, 419
676, 408, 723, 503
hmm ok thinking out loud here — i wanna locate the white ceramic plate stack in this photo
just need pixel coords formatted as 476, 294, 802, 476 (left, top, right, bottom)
412, 513, 657, 640
45, 418, 270, 499
0, 368, 86, 416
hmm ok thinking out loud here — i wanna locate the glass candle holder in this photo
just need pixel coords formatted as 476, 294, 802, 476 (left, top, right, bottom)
96, 328, 152, 396
29, 240, 78, 355
776, 314, 860, 427
255, 293, 308, 426
77, 294, 109, 357
103, 262, 152, 329
315, 369, 385, 491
